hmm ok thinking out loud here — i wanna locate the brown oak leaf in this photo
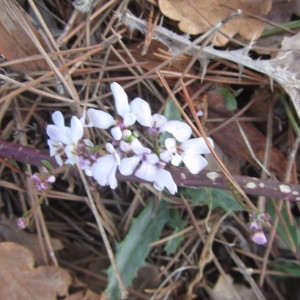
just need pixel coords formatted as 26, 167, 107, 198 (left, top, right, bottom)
0, 242, 72, 300
158, 0, 272, 46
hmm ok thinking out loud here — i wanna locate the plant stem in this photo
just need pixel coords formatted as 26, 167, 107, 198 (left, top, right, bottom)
1, 139, 299, 202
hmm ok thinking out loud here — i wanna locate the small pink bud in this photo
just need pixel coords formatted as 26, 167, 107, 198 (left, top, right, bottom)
251, 230, 267, 245
257, 213, 270, 222
17, 217, 30, 230
248, 221, 260, 232
31, 172, 55, 191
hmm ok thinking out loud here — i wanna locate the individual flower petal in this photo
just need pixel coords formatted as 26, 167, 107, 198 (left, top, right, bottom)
153, 168, 177, 195
130, 98, 153, 127
47, 125, 70, 144
165, 137, 177, 151
131, 139, 151, 155
52, 111, 65, 128
160, 120, 192, 142
123, 112, 136, 127
120, 140, 132, 152
182, 154, 208, 174
170, 153, 182, 166
106, 143, 121, 165
111, 126, 122, 140
181, 137, 213, 154
152, 114, 167, 128
70, 116, 84, 144
111, 82, 130, 118
87, 108, 115, 129
119, 156, 141, 176
92, 155, 118, 189
135, 161, 156, 182
145, 153, 160, 165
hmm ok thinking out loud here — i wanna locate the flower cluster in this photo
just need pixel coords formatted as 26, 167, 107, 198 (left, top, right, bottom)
248, 212, 270, 245
46, 82, 214, 194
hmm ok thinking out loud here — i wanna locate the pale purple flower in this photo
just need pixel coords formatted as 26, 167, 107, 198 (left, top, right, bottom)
248, 221, 260, 232
17, 217, 30, 230
251, 230, 267, 245
91, 143, 120, 189
31, 172, 55, 191
248, 212, 268, 245
160, 137, 213, 174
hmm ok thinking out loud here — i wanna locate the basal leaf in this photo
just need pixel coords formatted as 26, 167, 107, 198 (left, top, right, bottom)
182, 187, 243, 212
106, 200, 169, 299
271, 260, 300, 277
267, 200, 300, 253
164, 209, 186, 255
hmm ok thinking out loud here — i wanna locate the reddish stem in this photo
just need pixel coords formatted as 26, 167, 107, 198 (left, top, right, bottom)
1, 139, 299, 202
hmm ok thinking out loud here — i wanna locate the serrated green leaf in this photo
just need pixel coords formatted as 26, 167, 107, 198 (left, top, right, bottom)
182, 187, 243, 212
106, 200, 169, 299
164, 209, 186, 255
219, 88, 237, 111
163, 100, 182, 121
267, 200, 300, 252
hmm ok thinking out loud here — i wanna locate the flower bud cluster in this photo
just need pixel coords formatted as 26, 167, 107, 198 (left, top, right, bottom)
46, 82, 214, 194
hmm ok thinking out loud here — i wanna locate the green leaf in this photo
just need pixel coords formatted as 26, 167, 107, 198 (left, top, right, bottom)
271, 260, 300, 277
267, 200, 300, 252
41, 160, 53, 169
164, 209, 186, 255
182, 187, 243, 212
219, 88, 237, 111
106, 200, 169, 299
163, 100, 182, 121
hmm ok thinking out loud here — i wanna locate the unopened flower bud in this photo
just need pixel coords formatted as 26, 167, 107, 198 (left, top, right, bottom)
251, 230, 267, 245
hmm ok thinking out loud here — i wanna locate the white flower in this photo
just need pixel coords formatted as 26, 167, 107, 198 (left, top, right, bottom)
87, 82, 136, 140
130, 98, 192, 142
91, 143, 120, 189
160, 137, 213, 174
47, 111, 84, 165
47, 140, 65, 166
119, 139, 152, 176
119, 139, 177, 194
47, 111, 70, 144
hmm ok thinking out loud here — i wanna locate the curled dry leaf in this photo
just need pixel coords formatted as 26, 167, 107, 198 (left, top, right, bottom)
158, 0, 272, 46
0, 242, 72, 300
